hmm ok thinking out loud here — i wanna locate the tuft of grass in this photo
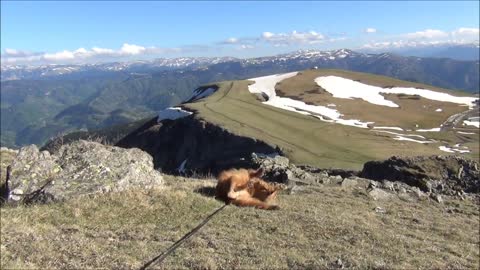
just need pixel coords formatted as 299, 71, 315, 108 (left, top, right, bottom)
1, 176, 478, 269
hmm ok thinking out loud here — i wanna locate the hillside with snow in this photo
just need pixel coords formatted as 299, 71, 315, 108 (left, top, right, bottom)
118, 69, 479, 173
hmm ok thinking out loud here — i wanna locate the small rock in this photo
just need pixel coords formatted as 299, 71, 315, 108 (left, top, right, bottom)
382, 180, 395, 191
411, 187, 426, 199
287, 185, 305, 194
369, 188, 394, 201
335, 258, 344, 268
317, 177, 330, 184
341, 178, 358, 188
319, 171, 329, 178
374, 206, 386, 214
9, 189, 23, 201
430, 193, 443, 203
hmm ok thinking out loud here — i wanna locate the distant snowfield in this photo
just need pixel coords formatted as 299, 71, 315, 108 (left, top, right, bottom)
248, 72, 373, 128
439, 146, 470, 153
373, 130, 427, 139
463, 118, 480, 128
248, 72, 299, 98
394, 136, 433, 144
416, 127, 442, 132
373, 126, 404, 131
314, 76, 478, 108
157, 107, 193, 122
247, 72, 477, 150
373, 130, 435, 144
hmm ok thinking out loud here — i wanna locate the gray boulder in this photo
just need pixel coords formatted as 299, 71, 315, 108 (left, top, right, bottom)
6, 140, 163, 203
368, 188, 394, 201
250, 153, 316, 185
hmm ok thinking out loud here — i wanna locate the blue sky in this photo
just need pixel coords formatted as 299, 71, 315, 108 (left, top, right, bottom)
1, 1, 479, 65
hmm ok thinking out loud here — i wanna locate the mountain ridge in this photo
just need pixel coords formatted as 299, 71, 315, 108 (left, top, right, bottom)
2, 50, 478, 148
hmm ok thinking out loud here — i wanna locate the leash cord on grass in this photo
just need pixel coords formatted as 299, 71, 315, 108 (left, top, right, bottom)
139, 203, 227, 270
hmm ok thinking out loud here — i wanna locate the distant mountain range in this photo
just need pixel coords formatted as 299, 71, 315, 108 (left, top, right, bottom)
1, 49, 479, 148
3, 46, 479, 81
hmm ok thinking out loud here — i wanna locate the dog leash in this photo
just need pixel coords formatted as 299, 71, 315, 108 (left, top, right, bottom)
139, 203, 228, 270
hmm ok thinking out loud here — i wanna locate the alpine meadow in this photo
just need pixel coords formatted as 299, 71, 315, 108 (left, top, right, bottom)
1, 1, 479, 269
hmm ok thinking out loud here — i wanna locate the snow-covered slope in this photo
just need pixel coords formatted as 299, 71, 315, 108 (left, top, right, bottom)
246, 71, 479, 153
157, 107, 193, 122
315, 76, 477, 108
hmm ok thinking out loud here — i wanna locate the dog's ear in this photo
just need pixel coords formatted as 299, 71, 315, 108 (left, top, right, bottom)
249, 167, 264, 178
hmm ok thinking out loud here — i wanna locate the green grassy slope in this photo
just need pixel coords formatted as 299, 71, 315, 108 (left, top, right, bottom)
184, 69, 478, 169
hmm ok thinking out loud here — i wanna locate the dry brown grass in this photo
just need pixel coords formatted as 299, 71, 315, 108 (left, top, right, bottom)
1, 174, 478, 269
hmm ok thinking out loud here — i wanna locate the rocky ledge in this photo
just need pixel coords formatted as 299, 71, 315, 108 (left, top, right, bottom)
249, 153, 479, 202
1, 140, 163, 204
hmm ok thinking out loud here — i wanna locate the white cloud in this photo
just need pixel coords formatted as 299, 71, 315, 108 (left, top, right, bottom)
92, 47, 115, 54
365, 28, 377, 33
120, 43, 146, 55
452, 27, 479, 36
362, 39, 479, 50
362, 27, 480, 50
3, 49, 43, 58
1, 43, 181, 65
405, 29, 449, 39
224, 37, 239, 44
43, 50, 76, 61
261, 30, 325, 45
262, 32, 275, 39
238, 44, 255, 50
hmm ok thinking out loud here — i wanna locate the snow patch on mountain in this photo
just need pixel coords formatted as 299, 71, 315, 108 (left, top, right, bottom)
248, 72, 299, 99
393, 136, 434, 144
157, 107, 193, 122
373, 126, 404, 131
463, 117, 480, 128
315, 76, 478, 108
248, 72, 373, 128
416, 127, 442, 132
439, 146, 470, 153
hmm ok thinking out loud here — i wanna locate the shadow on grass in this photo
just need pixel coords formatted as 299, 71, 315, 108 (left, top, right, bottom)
194, 186, 216, 198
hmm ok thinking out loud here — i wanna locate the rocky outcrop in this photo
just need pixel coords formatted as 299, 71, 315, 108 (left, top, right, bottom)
116, 116, 279, 174
360, 155, 479, 194
249, 153, 323, 185
4, 140, 163, 204
249, 153, 478, 201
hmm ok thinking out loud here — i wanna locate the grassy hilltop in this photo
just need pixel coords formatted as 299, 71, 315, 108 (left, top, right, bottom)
184, 69, 479, 170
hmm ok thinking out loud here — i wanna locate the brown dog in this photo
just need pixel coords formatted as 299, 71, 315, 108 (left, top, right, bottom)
216, 168, 282, 210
